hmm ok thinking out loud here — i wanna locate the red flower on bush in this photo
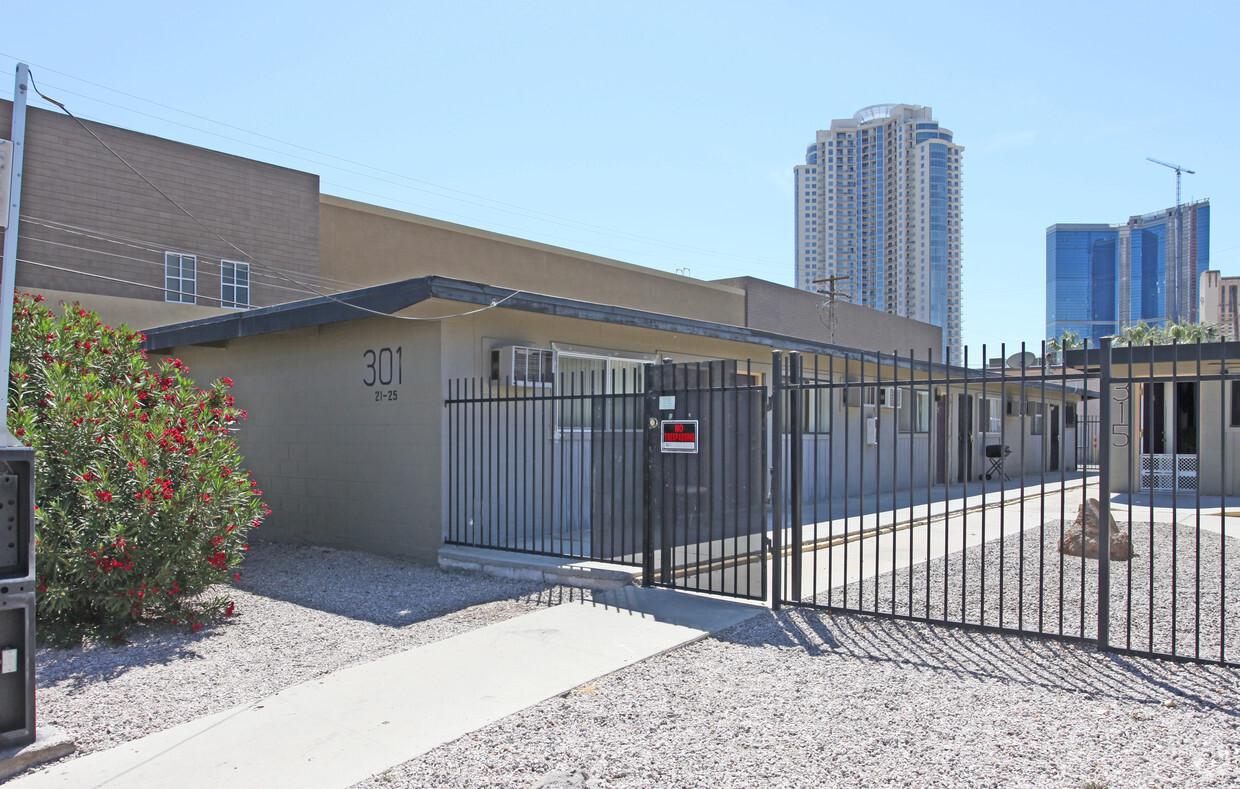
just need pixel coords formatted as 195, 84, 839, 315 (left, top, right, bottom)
9, 293, 267, 643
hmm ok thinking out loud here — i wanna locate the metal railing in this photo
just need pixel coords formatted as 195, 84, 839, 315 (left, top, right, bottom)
445, 341, 1239, 668
445, 369, 645, 565
772, 341, 1239, 667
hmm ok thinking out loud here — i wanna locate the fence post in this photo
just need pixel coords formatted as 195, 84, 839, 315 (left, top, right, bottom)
788, 352, 803, 603
1097, 338, 1113, 649
771, 351, 784, 610
642, 362, 658, 587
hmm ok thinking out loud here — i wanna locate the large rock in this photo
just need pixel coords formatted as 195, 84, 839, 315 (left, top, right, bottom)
1059, 498, 1131, 560
531, 770, 604, 789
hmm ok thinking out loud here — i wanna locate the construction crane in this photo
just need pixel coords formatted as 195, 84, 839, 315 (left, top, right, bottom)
1147, 156, 1197, 323
1147, 156, 1195, 207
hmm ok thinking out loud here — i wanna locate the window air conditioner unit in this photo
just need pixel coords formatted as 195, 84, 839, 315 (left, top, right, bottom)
876, 386, 900, 408
490, 345, 554, 387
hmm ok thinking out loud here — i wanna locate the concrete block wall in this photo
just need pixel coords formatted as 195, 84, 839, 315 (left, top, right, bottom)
0, 101, 319, 312
714, 276, 944, 359
173, 318, 446, 563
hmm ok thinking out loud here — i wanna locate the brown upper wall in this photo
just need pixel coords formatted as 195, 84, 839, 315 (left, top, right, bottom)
320, 195, 748, 326
714, 277, 943, 359
0, 100, 319, 309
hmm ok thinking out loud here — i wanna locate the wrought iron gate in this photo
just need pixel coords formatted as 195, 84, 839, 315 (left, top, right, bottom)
770, 342, 1240, 669
445, 358, 769, 601
642, 360, 768, 600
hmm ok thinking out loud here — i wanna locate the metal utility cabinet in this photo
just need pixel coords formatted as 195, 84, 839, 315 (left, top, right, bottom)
0, 444, 35, 748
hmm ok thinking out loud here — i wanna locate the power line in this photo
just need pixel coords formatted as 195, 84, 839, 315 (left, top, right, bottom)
320, 180, 779, 275
21, 216, 363, 292
0, 55, 787, 274
21, 70, 522, 324
17, 256, 522, 322
18, 233, 343, 300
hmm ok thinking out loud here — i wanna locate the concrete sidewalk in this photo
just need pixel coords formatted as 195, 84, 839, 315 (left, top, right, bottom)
9, 586, 761, 789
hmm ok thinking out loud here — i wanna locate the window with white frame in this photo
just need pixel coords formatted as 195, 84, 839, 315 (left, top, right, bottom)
800, 384, 834, 434
221, 260, 250, 309
165, 252, 196, 304
554, 345, 654, 430
1026, 400, 1045, 435
898, 388, 931, 433
978, 396, 1002, 433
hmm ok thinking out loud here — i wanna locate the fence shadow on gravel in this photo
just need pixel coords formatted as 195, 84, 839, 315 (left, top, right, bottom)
232, 542, 579, 628
721, 608, 1240, 716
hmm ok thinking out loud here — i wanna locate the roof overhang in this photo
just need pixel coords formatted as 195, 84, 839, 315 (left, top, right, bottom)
1065, 343, 1240, 375
142, 275, 1084, 395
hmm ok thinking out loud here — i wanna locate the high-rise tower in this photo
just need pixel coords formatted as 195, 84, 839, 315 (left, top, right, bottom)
794, 104, 964, 362
1045, 199, 1211, 347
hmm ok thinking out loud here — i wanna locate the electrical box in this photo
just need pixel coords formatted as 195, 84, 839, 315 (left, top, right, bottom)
0, 443, 36, 749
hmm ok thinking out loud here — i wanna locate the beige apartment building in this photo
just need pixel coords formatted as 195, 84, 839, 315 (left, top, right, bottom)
1200, 270, 1240, 341
4, 101, 1086, 563
0, 99, 321, 329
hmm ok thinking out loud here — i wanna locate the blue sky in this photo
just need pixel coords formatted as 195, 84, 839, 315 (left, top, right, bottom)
5, 0, 1238, 358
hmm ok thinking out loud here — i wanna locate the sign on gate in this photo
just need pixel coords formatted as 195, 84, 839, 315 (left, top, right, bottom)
660, 420, 698, 453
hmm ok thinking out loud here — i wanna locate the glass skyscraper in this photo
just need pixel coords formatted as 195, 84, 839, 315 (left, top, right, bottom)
794, 104, 964, 362
1046, 200, 1210, 347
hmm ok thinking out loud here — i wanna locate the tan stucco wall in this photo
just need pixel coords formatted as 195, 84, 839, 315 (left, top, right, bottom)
31, 289, 230, 332
319, 195, 748, 327
164, 303, 1086, 562
166, 306, 805, 563
172, 318, 445, 563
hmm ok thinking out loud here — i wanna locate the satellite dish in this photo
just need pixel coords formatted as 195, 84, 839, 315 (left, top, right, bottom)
1006, 351, 1037, 369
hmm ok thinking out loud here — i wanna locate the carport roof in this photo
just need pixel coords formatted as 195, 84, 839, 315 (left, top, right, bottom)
141, 275, 1083, 393
1065, 342, 1240, 372
142, 275, 889, 364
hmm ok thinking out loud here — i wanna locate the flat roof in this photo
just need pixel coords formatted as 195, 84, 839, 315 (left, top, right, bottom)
142, 274, 1082, 391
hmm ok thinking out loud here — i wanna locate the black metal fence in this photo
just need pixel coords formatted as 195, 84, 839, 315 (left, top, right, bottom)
773, 341, 1240, 668
642, 360, 767, 600
444, 359, 769, 600
445, 341, 1240, 668
445, 369, 645, 564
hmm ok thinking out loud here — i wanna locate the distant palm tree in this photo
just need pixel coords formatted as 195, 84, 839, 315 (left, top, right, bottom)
1110, 321, 1223, 347
1045, 330, 1085, 364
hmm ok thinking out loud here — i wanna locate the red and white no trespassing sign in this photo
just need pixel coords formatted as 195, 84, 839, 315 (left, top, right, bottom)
660, 420, 698, 454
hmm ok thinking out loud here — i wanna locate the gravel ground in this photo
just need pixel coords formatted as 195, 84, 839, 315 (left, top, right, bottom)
819, 521, 1240, 661
26, 536, 1240, 789
359, 610, 1240, 789
32, 541, 581, 759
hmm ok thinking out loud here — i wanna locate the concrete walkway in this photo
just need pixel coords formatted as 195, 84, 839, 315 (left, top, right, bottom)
9, 586, 761, 789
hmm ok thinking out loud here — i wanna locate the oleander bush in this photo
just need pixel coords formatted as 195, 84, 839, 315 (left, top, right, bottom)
7, 294, 268, 642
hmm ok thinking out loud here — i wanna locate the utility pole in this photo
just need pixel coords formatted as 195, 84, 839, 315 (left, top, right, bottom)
813, 274, 851, 344
0, 63, 28, 433
1147, 157, 1196, 324
0, 62, 36, 753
